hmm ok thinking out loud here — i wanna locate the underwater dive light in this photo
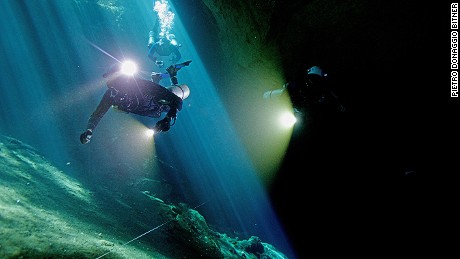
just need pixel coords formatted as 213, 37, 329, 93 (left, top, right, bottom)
279, 111, 297, 128
145, 128, 155, 138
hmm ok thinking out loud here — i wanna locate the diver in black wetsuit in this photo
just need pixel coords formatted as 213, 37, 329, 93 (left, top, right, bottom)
263, 65, 346, 117
79, 60, 191, 144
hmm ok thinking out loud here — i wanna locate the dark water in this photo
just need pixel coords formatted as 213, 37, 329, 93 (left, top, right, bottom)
0, 0, 295, 258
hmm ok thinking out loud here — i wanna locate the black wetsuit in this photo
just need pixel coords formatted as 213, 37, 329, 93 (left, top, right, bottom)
85, 71, 182, 132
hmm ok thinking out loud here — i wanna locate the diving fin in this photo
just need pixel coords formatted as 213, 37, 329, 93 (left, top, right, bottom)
174, 60, 192, 69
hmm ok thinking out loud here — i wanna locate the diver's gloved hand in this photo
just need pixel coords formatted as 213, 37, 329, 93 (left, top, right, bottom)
80, 129, 93, 144
153, 117, 172, 133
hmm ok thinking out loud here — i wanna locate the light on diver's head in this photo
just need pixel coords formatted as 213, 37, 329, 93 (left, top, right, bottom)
121, 60, 138, 76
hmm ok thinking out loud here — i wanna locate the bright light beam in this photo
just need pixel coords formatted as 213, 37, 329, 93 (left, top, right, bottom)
145, 128, 155, 138
279, 111, 297, 129
86, 40, 120, 62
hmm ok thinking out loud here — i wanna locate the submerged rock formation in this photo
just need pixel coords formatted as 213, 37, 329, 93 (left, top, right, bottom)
0, 135, 287, 258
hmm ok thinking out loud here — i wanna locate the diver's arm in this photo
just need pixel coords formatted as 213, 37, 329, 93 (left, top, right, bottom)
167, 96, 182, 118
152, 93, 183, 133
153, 107, 180, 133
263, 83, 289, 100
263, 88, 286, 100
80, 90, 113, 144
325, 89, 346, 112
86, 90, 112, 132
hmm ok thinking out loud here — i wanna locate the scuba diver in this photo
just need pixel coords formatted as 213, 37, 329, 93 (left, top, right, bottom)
79, 60, 192, 144
148, 35, 182, 67
147, 16, 182, 68
147, 10, 182, 68
263, 65, 346, 117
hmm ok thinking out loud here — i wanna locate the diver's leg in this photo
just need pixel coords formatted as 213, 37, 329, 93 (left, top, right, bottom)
174, 60, 192, 69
